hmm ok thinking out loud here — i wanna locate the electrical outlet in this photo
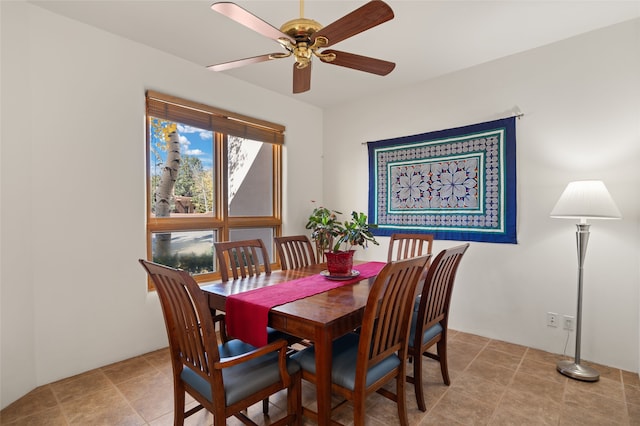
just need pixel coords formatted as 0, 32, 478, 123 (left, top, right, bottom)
563, 315, 575, 331
547, 312, 559, 327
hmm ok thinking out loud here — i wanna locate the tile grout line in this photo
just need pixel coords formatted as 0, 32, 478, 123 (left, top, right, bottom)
619, 370, 631, 426
49, 383, 72, 426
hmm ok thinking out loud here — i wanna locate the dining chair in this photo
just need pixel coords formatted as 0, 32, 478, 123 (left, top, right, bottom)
291, 255, 431, 426
387, 233, 434, 264
406, 243, 470, 412
215, 239, 301, 349
213, 239, 263, 343
274, 235, 317, 270
214, 238, 271, 342
139, 260, 302, 426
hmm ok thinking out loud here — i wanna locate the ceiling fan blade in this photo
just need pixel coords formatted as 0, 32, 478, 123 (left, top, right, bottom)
211, 2, 295, 44
312, 0, 394, 48
207, 53, 282, 72
293, 64, 311, 94
321, 50, 395, 76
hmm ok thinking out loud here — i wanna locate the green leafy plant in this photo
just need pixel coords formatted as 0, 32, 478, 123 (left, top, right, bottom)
305, 206, 342, 254
306, 205, 378, 254
333, 211, 379, 252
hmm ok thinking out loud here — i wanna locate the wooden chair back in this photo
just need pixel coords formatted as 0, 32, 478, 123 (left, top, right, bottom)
214, 239, 271, 282
387, 233, 434, 264
416, 243, 469, 336
274, 235, 317, 270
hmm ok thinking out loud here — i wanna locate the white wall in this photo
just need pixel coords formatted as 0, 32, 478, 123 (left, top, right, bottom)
0, 2, 323, 409
2, 1, 638, 411
0, 0, 37, 412
323, 19, 640, 372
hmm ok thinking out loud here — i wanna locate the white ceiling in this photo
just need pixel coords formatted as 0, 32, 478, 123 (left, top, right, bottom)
29, 0, 640, 108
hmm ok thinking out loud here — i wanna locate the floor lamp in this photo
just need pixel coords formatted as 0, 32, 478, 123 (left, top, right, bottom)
550, 180, 621, 381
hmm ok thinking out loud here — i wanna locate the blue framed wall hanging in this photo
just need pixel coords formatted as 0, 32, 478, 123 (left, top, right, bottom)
367, 117, 517, 244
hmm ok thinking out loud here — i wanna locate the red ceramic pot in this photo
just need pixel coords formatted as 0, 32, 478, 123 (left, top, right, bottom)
325, 250, 355, 276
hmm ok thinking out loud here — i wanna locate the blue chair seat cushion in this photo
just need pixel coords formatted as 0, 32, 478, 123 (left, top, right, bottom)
181, 338, 300, 406
409, 318, 443, 349
291, 332, 400, 390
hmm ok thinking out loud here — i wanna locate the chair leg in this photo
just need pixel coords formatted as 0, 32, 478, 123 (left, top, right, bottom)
437, 338, 450, 385
174, 384, 186, 426
214, 411, 227, 426
396, 372, 409, 426
413, 348, 427, 412
262, 398, 269, 415
211, 309, 229, 343
353, 392, 367, 426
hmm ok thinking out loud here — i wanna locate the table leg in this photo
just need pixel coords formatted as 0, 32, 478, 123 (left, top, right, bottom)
314, 328, 333, 426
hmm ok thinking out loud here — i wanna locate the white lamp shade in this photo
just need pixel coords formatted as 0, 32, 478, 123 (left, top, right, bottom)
550, 180, 622, 220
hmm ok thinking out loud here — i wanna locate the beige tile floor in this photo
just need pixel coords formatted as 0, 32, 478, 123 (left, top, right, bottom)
2, 330, 639, 425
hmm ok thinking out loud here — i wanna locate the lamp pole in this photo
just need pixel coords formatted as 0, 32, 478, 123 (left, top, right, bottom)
556, 222, 599, 381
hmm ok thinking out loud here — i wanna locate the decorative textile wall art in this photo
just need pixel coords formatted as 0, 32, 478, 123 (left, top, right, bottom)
367, 117, 517, 244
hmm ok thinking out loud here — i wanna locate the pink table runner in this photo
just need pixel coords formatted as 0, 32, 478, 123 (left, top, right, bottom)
225, 261, 386, 347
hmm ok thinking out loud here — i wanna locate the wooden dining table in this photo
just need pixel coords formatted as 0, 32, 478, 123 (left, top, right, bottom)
200, 261, 379, 426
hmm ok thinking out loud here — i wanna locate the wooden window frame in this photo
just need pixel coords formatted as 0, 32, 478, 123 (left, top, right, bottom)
145, 91, 283, 286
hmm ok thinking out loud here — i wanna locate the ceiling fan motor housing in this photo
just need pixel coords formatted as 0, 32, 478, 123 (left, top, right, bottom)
280, 18, 325, 68
280, 18, 323, 40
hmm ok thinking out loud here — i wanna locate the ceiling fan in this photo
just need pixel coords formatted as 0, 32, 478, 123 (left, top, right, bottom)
207, 0, 396, 94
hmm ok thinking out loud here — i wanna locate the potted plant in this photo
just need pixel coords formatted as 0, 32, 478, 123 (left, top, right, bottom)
306, 206, 378, 276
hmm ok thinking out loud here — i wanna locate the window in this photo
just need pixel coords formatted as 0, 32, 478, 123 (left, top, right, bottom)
146, 91, 283, 283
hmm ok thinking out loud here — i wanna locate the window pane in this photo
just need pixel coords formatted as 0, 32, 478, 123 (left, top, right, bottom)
149, 118, 215, 218
228, 137, 273, 216
152, 230, 217, 275
229, 228, 274, 263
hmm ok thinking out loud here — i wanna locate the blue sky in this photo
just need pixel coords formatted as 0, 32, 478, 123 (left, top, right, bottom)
176, 123, 213, 169
149, 120, 214, 175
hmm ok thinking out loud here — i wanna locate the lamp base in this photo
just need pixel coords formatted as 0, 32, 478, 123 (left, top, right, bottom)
556, 360, 599, 382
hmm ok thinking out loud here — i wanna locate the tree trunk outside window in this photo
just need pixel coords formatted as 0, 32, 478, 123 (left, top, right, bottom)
155, 130, 181, 258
